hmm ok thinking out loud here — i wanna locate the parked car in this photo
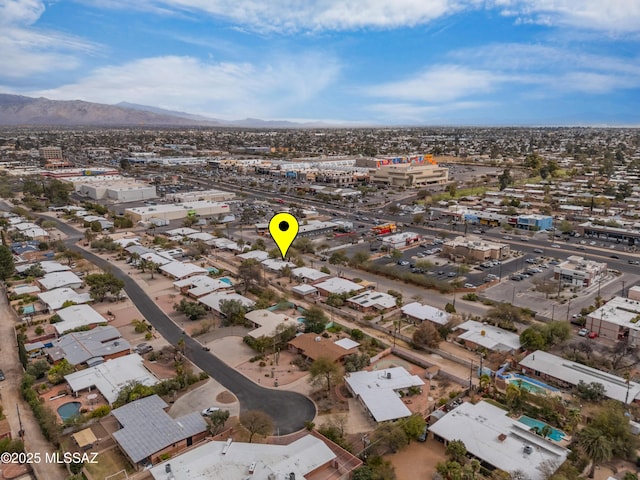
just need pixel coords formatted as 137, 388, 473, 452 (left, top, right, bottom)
464, 283, 476, 288
533, 249, 543, 254
587, 331, 598, 339
134, 343, 153, 354
418, 425, 429, 442
510, 275, 523, 281
551, 244, 561, 248
578, 328, 589, 337
201, 407, 220, 416
0, 369, 4, 381
447, 272, 457, 277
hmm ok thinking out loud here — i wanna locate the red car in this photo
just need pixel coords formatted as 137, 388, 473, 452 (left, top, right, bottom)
587, 331, 598, 339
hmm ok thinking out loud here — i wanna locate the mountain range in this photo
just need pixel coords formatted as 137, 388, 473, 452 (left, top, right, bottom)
0, 94, 319, 128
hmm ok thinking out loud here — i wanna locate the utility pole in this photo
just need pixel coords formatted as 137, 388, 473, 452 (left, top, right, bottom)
566, 299, 571, 321
622, 280, 627, 298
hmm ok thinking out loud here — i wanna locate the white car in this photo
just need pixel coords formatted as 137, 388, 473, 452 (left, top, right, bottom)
201, 407, 220, 416
551, 244, 561, 248
578, 328, 589, 337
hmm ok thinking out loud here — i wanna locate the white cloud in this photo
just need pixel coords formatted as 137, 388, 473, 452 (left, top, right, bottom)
490, 0, 640, 33
0, 0, 98, 80
367, 101, 491, 123
366, 65, 502, 103
29, 53, 340, 119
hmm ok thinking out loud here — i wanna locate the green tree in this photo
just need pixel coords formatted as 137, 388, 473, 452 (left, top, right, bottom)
238, 258, 262, 293
576, 426, 613, 478
519, 327, 548, 351
446, 439, 467, 463
349, 251, 371, 266
218, 298, 248, 325
0, 245, 15, 280
26, 359, 50, 379
85, 272, 125, 302
309, 356, 343, 394
329, 250, 349, 265
401, 414, 427, 442
207, 409, 230, 435
343, 353, 370, 372
174, 298, 208, 321
293, 237, 315, 254
239, 410, 274, 443
373, 422, 408, 454
47, 359, 74, 384
56, 249, 82, 266
390, 249, 403, 262
498, 168, 512, 191
303, 306, 328, 334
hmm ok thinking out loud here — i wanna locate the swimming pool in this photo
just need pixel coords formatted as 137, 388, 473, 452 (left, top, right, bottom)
22, 305, 35, 315
503, 374, 559, 394
219, 277, 232, 285
518, 416, 566, 442
57, 402, 81, 421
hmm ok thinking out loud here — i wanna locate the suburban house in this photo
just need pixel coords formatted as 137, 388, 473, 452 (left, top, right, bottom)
38, 287, 92, 312
159, 261, 209, 280
197, 291, 255, 316
429, 401, 569, 480
244, 309, 298, 339
453, 320, 521, 353
45, 326, 130, 366
345, 367, 425, 422
173, 275, 233, 298
346, 290, 398, 313
53, 304, 108, 336
148, 432, 362, 480
64, 354, 158, 405
401, 302, 450, 326
288, 333, 359, 363
112, 394, 207, 469
518, 350, 640, 403
291, 266, 330, 283
314, 277, 365, 297
37, 271, 83, 291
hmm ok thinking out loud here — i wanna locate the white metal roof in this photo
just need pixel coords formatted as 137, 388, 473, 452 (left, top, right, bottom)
64, 354, 158, 404
291, 266, 329, 282
261, 258, 296, 271
198, 291, 255, 314
334, 338, 360, 350
347, 290, 397, 310
237, 250, 269, 261
520, 350, 640, 403
38, 261, 71, 273
429, 401, 569, 480
292, 284, 318, 295
38, 287, 92, 310
38, 271, 83, 290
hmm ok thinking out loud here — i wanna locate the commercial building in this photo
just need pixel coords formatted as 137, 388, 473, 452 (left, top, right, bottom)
370, 163, 449, 187
442, 236, 509, 263
148, 432, 362, 480
576, 221, 640, 246
380, 231, 422, 249
168, 189, 236, 203
519, 350, 640, 403
75, 181, 157, 202
586, 296, 640, 345
553, 255, 607, 288
112, 395, 207, 469
516, 214, 553, 231
345, 367, 424, 422
125, 201, 230, 222
429, 401, 569, 480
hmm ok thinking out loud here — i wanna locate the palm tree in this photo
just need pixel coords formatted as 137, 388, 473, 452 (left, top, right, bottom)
147, 261, 159, 279
577, 426, 613, 478
565, 408, 581, 433
479, 374, 491, 393
505, 383, 522, 411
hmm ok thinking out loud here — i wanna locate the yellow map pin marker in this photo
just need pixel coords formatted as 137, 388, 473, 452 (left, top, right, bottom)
269, 212, 299, 260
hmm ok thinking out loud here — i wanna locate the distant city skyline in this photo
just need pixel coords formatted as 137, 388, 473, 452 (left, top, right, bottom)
1, 0, 639, 126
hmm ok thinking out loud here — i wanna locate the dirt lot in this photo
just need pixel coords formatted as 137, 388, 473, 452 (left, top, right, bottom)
385, 436, 447, 479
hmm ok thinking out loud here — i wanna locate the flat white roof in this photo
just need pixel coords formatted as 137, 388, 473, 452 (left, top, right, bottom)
401, 302, 450, 325
39, 271, 83, 290
126, 200, 229, 215
13, 284, 41, 295
292, 266, 329, 282
335, 338, 360, 350
165, 227, 198, 236
315, 277, 364, 295
159, 261, 208, 279
38, 261, 71, 273
261, 258, 296, 271
38, 287, 92, 311
430, 401, 568, 480
456, 320, 521, 352
149, 434, 336, 480
55, 304, 107, 335
173, 275, 232, 296
520, 350, 640, 403
198, 291, 255, 314
589, 296, 640, 332
64, 354, 158, 404
237, 250, 269, 261
245, 309, 298, 339
345, 367, 424, 422
348, 290, 397, 310
292, 284, 317, 295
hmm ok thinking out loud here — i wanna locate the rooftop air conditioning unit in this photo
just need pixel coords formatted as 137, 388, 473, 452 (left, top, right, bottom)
386, 371, 392, 379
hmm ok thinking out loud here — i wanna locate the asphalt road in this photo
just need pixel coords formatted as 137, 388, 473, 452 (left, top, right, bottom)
40, 215, 316, 435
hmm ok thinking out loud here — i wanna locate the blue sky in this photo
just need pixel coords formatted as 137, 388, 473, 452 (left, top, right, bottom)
1, 0, 639, 125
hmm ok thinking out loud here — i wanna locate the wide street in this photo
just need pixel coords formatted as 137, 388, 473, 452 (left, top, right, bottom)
36, 215, 316, 435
